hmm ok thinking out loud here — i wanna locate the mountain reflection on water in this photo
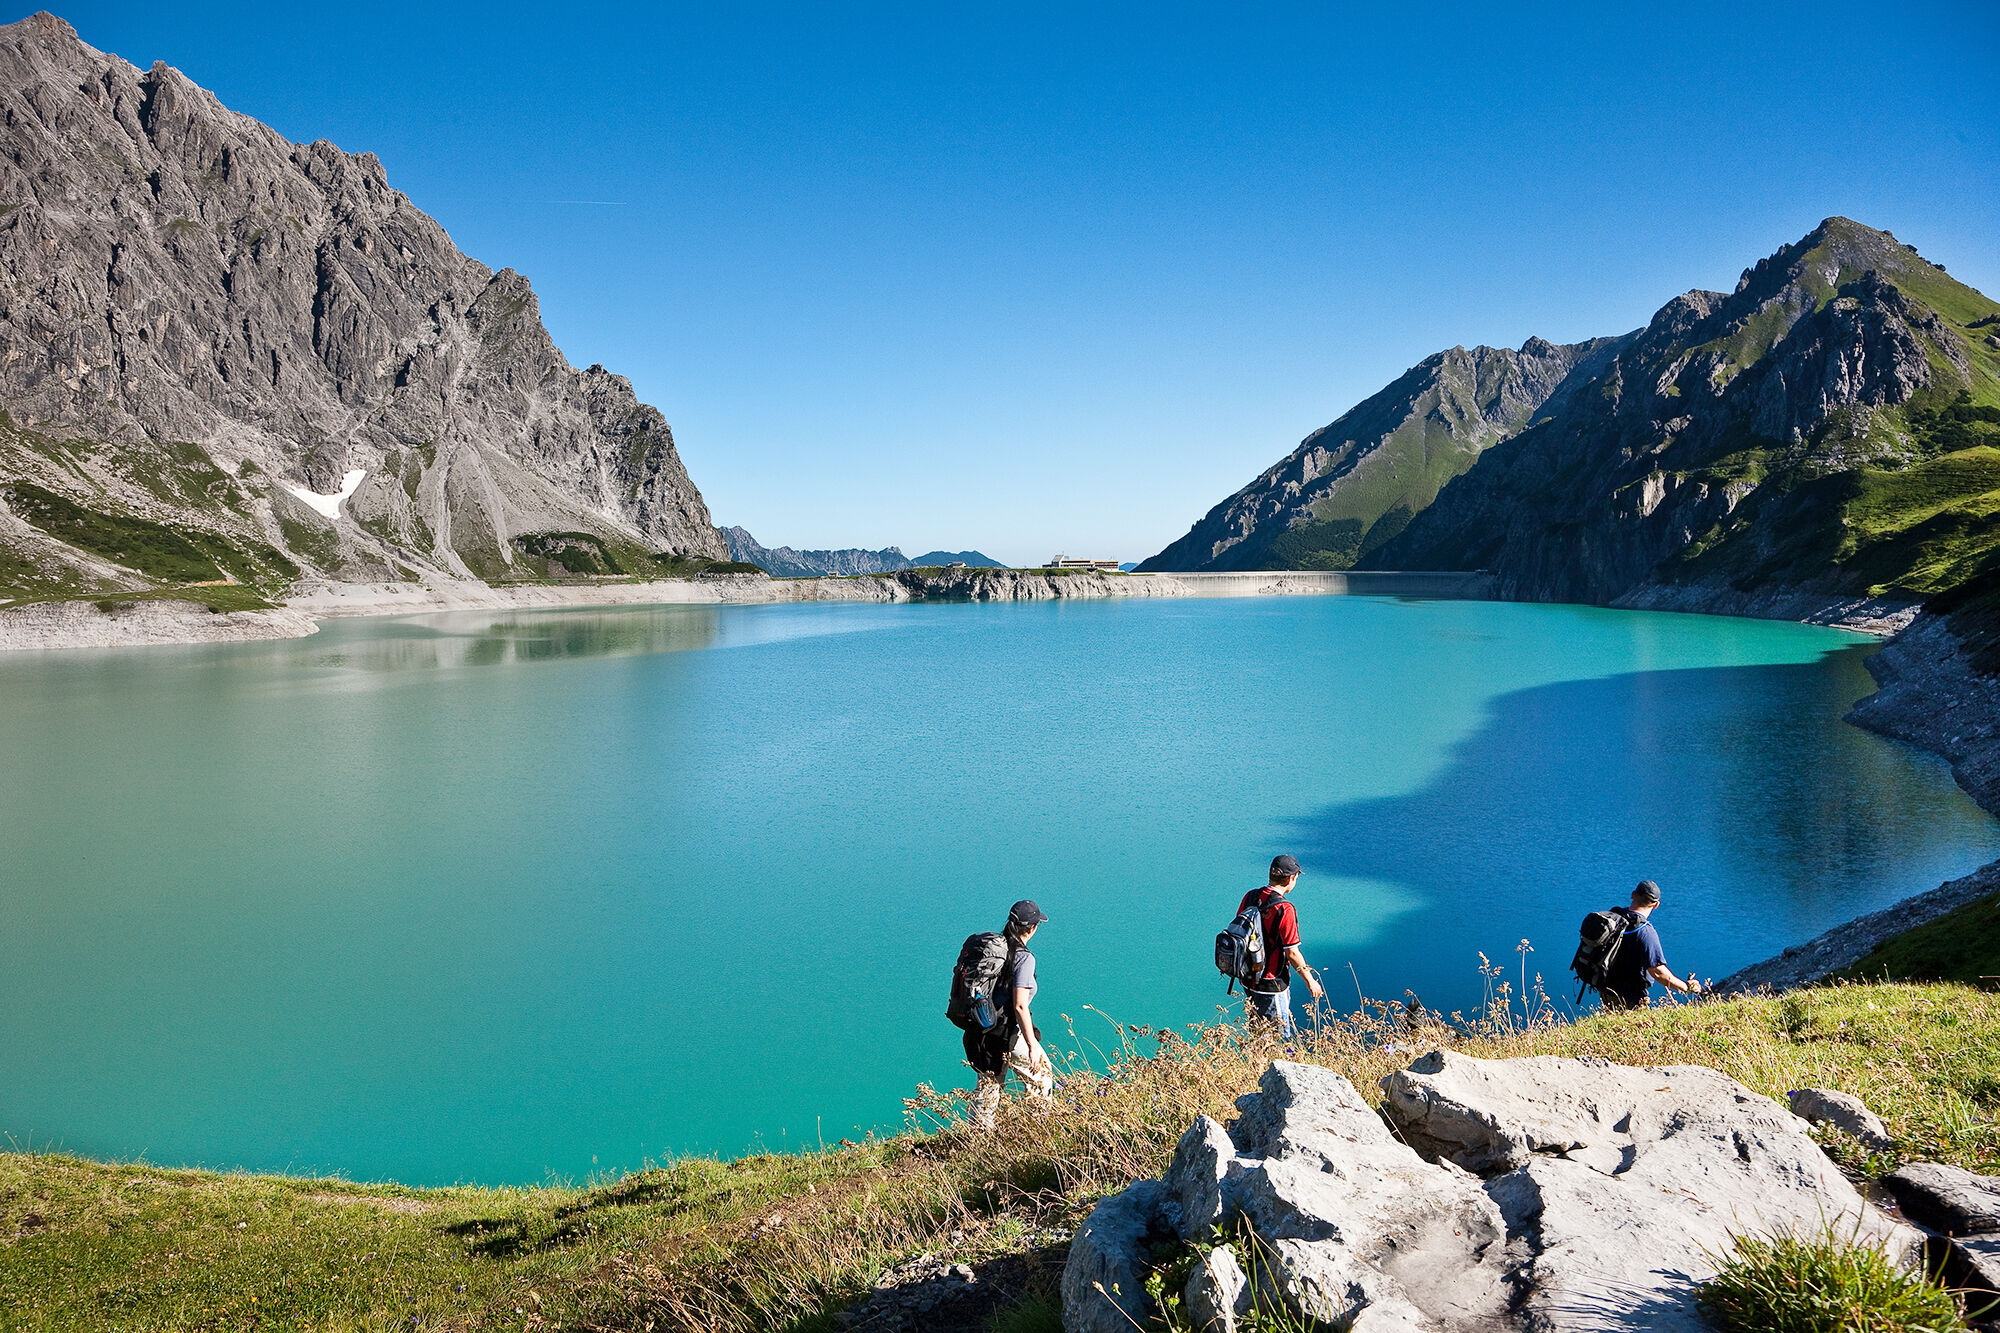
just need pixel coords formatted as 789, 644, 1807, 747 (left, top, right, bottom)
307, 607, 729, 671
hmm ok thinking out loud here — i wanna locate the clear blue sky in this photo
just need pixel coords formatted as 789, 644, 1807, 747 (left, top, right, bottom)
50, 2, 2000, 565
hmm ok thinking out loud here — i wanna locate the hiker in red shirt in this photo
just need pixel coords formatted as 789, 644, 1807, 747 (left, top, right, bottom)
1238, 854, 1324, 1036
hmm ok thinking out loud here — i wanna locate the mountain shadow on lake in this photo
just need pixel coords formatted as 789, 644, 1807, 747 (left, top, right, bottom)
1286, 645, 2000, 1018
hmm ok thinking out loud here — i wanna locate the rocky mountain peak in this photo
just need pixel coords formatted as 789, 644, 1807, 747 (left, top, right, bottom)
0, 13, 723, 604
1370, 217, 2000, 610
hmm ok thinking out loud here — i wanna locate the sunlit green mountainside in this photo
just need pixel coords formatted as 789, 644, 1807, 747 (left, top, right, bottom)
1371, 218, 2000, 606
1146, 219, 2000, 610
1137, 336, 1629, 572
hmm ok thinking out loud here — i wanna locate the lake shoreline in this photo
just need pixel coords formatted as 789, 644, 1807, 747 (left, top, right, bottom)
1714, 606, 2000, 988
0, 568, 1495, 651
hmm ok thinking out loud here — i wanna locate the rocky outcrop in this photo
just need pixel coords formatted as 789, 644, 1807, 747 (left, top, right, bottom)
1140, 337, 1627, 573
1611, 579, 1919, 635
1373, 218, 2000, 612
1850, 607, 2000, 812
1062, 1054, 1919, 1333
1060, 1180, 1171, 1330
0, 12, 721, 606
1715, 858, 2000, 993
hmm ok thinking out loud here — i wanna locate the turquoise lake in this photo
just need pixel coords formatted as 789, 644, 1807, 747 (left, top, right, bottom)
2, 595, 1996, 1186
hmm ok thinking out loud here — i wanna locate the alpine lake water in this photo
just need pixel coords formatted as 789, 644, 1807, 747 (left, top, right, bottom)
2, 593, 1996, 1187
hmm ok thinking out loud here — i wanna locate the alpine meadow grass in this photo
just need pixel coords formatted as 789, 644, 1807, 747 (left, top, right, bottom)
2, 981, 1995, 1330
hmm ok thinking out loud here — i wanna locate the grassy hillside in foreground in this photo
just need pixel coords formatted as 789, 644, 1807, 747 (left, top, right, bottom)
1, 982, 1995, 1332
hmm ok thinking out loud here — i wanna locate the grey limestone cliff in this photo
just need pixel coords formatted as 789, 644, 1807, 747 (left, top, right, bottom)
0, 12, 721, 605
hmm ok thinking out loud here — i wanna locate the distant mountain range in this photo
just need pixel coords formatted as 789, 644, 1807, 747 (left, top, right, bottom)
0, 14, 720, 606
1144, 217, 2000, 616
722, 526, 1004, 577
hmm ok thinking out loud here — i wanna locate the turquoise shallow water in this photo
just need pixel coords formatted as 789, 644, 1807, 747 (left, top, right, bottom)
1, 595, 1995, 1185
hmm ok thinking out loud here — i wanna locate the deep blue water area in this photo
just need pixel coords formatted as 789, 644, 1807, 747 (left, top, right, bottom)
0, 595, 1991, 1185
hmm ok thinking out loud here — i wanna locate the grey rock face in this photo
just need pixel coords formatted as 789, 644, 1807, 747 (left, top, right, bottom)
1162, 1115, 1239, 1239
1139, 336, 1627, 573
1384, 1049, 1919, 1333
1183, 1246, 1251, 1333
1885, 1163, 2000, 1235
1063, 1053, 1919, 1333
0, 12, 721, 599
1787, 1087, 1893, 1148
1851, 608, 2000, 815
1060, 1178, 1172, 1333
1884, 1164, 2000, 1294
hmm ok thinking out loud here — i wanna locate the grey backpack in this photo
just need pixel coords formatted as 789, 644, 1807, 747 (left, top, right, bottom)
947, 932, 1010, 1031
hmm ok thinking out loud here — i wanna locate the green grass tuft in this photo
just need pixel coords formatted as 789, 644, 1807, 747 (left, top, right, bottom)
1697, 1229, 1968, 1333
986, 1292, 1064, 1333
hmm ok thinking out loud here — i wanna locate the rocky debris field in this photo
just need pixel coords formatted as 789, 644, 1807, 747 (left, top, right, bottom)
1064, 1052, 1943, 1333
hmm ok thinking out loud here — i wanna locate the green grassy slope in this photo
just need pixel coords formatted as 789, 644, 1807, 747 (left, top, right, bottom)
3, 983, 1992, 1332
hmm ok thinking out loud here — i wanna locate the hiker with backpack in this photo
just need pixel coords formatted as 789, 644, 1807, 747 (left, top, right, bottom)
1570, 879, 1704, 1010
947, 899, 1054, 1129
1215, 854, 1324, 1037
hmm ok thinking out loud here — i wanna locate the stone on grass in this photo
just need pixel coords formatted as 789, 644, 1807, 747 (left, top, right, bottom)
1885, 1162, 2000, 1234
1385, 1049, 1922, 1333
1884, 1162, 2000, 1293
1066, 1051, 1923, 1333
1788, 1087, 1893, 1148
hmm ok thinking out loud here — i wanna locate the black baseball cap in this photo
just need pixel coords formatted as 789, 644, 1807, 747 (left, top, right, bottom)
1009, 899, 1049, 927
1634, 880, 1661, 905
1270, 855, 1301, 878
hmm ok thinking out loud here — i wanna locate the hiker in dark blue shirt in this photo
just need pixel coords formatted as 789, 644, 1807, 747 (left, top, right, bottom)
1601, 880, 1704, 1009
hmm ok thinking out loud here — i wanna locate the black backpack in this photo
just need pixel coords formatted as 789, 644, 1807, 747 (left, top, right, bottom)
947, 932, 1011, 1031
1214, 892, 1272, 994
1571, 908, 1636, 1002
